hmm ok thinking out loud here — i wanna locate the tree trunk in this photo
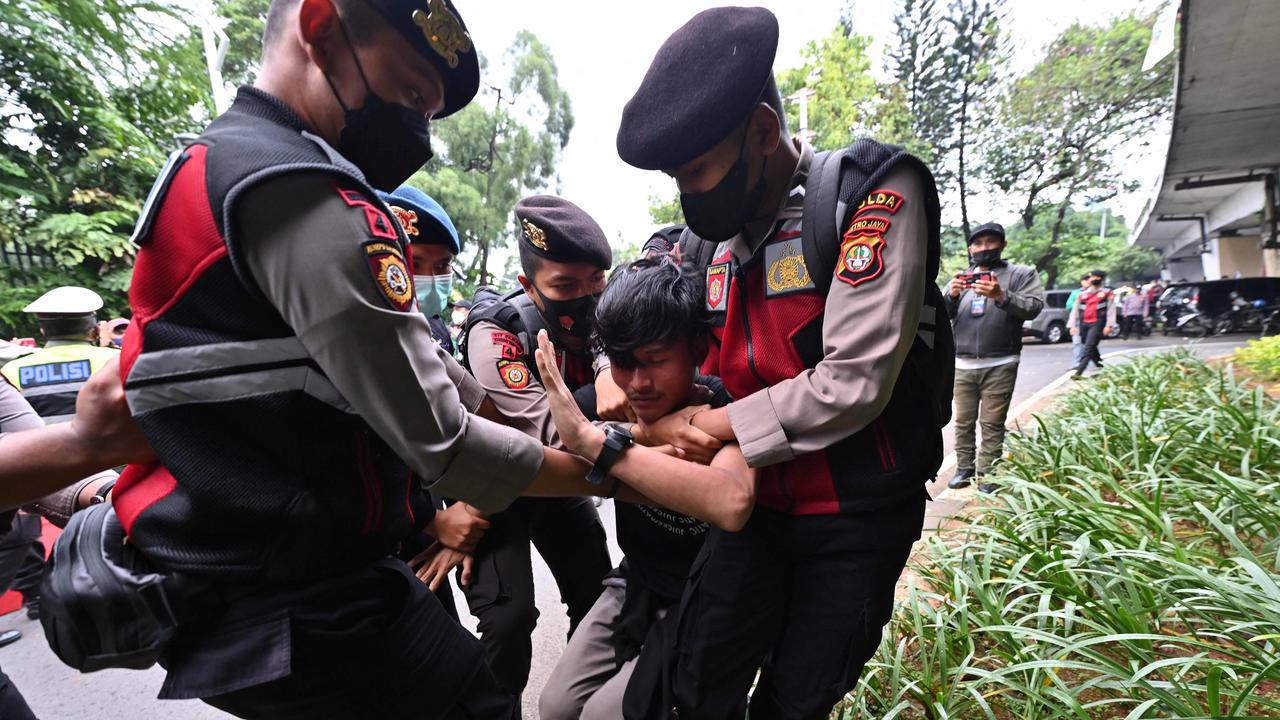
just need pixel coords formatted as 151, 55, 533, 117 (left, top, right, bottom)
1035, 197, 1072, 288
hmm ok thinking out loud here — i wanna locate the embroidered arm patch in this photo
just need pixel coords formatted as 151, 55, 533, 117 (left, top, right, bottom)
364, 241, 415, 311
497, 360, 531, 390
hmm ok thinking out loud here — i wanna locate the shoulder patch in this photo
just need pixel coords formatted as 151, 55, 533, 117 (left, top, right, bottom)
853, 189, 906, 218
364, 241, 414, 311
497, 359, 531, 390
835, 218, 887, 288
706, 263, 730, 312
490, 330, 524, 361
336, 184, 398, 239
389, 206, 419, 237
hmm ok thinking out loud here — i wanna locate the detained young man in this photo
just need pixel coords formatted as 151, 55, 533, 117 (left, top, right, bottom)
536, 256, 758, 719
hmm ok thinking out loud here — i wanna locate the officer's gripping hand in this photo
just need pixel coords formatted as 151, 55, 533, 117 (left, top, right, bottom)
427, 502, 490, 553
534, 330, 606, 460
972, 277, 1005, 303
947, 274, 966, 298
639, 406, 722, 465
71, 356, 154, 467
410, 542, 474, 591
595, 370, 637, 423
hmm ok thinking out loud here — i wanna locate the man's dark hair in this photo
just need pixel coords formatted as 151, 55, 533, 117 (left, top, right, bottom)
595, 255, 708, 369
38, 316, 96, 341
263, 0, 383, 52
760, 75, 788, 136
518, 242, 544, 281
1091, 269, 1108, 281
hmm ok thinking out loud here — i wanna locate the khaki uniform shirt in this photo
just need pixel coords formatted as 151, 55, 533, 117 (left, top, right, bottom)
237, 173, 544, 514
723, 140, 928, 468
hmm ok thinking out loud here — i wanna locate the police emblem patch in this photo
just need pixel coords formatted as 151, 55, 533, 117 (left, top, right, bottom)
497, 360, 531, 390
411, 0, 473, 69
522, 218, 549, 251
836, 233, 886, 288
390, 206, 419, 236
706, 263, 729, 311
364, 241, 415, 311
764, 239, 815, 297
853, 189, 905, 218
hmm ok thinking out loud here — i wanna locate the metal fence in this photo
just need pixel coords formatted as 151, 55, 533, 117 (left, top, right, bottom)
0, 241, 52, 284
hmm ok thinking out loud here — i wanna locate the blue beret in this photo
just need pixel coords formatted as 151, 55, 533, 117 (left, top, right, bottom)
515, 196, 612, 270
365, 0, 479, 118
617, 7, 779, 170
379, 186, 460, 255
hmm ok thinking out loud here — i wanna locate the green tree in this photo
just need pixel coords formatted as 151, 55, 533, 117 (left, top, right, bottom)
945, 0, 1008, 239
0, 0, 212, 335
776, 26, 878, 151
982, 13, 1173, 288
218, 0, 271, 87
1004, 207, 1159, 288
412, 31, 573, 293
648, 193, 683, 226
879, 0, 953, 168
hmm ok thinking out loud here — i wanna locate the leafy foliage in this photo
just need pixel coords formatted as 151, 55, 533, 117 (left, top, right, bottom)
843, 352, 1280, 718
413, 30, 573, 293
0, 0, 213, 335
1002, 208, 1159, 288
1235, 336, 1280, 383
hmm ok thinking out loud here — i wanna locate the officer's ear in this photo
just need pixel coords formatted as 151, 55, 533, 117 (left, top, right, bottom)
297, 0, 341, 71
748, 103, 782, 159
517, 274, 539, 306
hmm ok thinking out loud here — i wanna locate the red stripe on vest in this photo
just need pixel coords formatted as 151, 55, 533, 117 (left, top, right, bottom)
124, 143, 228, 378
114, 463, 178, 535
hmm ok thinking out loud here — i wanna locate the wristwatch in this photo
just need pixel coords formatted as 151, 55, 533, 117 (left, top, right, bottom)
89, 479, 116, 506
586, 423, 634, 486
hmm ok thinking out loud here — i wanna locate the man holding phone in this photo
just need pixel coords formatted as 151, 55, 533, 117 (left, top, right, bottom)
945, 222, 1043, 492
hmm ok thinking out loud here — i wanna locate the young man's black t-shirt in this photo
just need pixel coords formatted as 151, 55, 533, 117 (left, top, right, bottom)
573, 375, 731, 601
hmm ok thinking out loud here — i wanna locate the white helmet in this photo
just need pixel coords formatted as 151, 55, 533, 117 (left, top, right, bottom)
23, 286, 105, 315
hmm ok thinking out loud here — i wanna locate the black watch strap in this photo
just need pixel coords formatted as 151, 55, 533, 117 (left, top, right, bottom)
586, 423, 633, 486
89, 479, 116, 505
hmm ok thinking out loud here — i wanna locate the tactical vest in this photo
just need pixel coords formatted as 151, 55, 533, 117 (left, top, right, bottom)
1, 342, 119, 423
459, 287, 595, 391
681, 140, 953, 516
115, 87, 415, 584
1075, 289, 1114, 325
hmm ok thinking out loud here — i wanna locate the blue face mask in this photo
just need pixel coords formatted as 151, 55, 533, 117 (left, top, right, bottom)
414, 274, 453, 318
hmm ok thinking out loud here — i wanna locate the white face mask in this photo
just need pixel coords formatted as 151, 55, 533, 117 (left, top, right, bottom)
413, 273, 454, 318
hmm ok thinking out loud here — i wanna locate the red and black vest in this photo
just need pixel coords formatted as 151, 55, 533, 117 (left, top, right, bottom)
1075, 288, 1113, 325
695, 148, 945, 516
115, 87, 416, 584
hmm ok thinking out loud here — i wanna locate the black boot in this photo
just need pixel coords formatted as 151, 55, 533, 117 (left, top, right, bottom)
947, 468, 975, 489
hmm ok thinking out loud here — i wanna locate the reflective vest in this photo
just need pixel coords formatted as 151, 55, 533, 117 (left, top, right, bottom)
1, 342, 118, 423
115, 87, 415, 585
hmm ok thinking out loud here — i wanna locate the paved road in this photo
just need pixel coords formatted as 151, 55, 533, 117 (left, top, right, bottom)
0, 333, 1254, 719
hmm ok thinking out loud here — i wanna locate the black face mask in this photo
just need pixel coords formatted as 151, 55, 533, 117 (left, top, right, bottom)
679, 129, 768, 242
325, 23, 433, 191
535, 288, 600, 345
1091, 278, 1103, 287
970, 248, 1003, 267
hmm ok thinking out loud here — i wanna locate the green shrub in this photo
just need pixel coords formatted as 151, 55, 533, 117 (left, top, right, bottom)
1235, 335, 1280, 382
841, 352, 1280, 719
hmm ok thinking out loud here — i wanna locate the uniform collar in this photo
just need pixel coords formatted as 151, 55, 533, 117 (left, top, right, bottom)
233, 86, 314, 134
43, 339, 95, 348
729, 138, 813, 261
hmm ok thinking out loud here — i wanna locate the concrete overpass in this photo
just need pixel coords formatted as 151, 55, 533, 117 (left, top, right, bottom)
1129, 0, 1280, 281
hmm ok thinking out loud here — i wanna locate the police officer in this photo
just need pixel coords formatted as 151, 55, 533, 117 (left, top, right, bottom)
1, 287, 120, 424
0, 286, 118, 620
107, 0, 606, 717
457, 195, 614, 715
617, 7, 948, 718
380, 185, 460, 353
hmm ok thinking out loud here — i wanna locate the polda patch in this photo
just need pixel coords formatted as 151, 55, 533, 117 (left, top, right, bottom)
364, 241, 414, 311
497, 360, 531, 390
706, 263, 730, 312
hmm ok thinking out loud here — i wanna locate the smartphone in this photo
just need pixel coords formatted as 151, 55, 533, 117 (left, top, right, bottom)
960, 271, 994, 287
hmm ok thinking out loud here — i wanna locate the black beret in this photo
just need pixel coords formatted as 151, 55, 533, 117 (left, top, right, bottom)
617, 7, 779, 170
515, 196, 613, 269
967, 222, 1006, 244
641, 224, 686, 257
365, 0, 479, 118
1090, 269, 1108, 280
